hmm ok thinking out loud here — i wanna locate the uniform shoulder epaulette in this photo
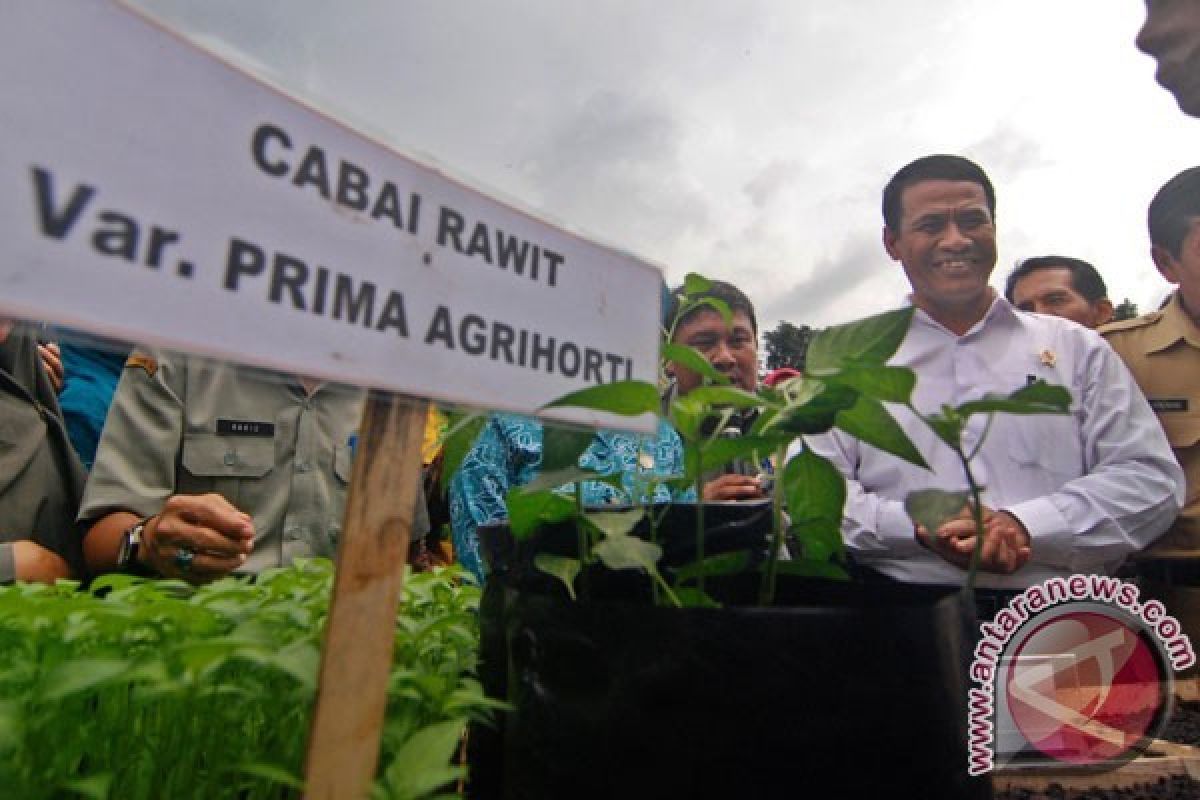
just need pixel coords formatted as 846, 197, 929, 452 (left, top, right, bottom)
1099, 311, 1164, 336
124, 351, 158, 377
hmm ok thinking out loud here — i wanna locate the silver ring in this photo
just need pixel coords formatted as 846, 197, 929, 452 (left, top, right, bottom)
174, 546, 195, 572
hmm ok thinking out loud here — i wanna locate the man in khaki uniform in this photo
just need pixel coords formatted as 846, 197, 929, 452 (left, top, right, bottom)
79, 349, 429, 583
1102, 167, 1200, 579
0, 319, 85, 581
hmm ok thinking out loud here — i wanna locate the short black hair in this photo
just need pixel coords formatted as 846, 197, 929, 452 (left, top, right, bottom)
665, 279, 757, 336
882, 154, 996, 232
1004, 256, 1109, 304
1148, 166, 1200, 259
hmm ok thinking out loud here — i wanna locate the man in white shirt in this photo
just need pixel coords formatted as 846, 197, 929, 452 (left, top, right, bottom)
804, 154, 1184, 590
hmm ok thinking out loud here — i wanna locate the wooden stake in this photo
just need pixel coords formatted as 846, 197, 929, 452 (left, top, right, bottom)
304, 391, 428, 799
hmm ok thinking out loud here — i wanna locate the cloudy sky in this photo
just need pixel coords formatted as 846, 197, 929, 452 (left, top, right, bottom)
132, 0, 1195, 332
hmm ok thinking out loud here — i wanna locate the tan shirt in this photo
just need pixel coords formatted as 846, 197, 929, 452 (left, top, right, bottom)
79, 350, 428, 573
0, 324, 86, 580
1102, 292, 1200, 554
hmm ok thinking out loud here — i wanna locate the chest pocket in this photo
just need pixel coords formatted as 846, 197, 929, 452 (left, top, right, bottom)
179, 433, 274, 503
1006, 414, 1083, 480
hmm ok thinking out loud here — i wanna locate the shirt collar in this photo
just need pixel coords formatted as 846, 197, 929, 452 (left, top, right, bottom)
1145, 291, 1200, 354
909, 289, 1009, 337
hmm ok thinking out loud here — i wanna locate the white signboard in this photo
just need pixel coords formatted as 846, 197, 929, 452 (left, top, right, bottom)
0, 2, 663, 431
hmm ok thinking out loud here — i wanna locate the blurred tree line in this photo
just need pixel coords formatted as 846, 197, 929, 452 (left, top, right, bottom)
1113, 298, 1139, 321
763, 321, 817, 371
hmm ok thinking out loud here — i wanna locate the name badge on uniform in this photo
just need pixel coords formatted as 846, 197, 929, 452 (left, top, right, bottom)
217, 419, 275, 436
1148, 398, 1189, 413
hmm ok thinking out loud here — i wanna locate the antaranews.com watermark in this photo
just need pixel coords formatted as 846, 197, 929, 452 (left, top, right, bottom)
967, 574, 1196, 775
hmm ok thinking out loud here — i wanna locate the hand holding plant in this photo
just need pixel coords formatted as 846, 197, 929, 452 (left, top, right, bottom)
904, 380, 1071, 588
916, 505, 1031, 574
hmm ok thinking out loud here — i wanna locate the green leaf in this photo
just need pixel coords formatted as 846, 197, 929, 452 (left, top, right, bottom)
440, 412, 486, 493
236, 762, 306, 791
674, 588, 721, 608
592, 535, 663, 573
662, 344, 730, 385
1010, 380, 1073, 409
40, 658, 132, 701
377, 718, 466, 798
922, 410, 962, 449
583, 508, 646, 539
58, 774, 113, 799
789, 518, 844, 562
782, 448, 846, 527
683, 272, 713, 296
828, 366, 916, 404
540, 380, 662, 416
522, 466, 621, 494
505, 488, 576, 539
773, 383, 859, 435
956, 381, 1072, 418
905, 488, 970, 534
672, 550, 752, 583
264, 640, 320, 690
688, 296, 733, 326
835, 395, 930, 469
806, 307, 914, 373
541, 426, 597, 473
771, 559, 850, 581
699, 435, 778, 473
534, 554, 581, 601
682, 385, 762, 410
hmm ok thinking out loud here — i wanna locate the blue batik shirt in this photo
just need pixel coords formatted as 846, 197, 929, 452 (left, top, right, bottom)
449, 413, 692, 583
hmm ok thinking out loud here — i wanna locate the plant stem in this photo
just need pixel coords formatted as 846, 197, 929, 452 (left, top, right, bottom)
965, 413, 996, 463
959, 446, 986, 592
759, 443, 787, 606
574, 481, 588, 600
652, 569, 682, 607
694, 472, 706, 596
648, 497, 661, 606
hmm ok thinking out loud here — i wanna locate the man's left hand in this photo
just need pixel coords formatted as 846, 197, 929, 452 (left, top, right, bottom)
919, 505, 1032, 574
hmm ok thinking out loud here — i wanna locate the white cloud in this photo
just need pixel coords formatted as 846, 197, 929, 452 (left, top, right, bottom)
130, 0, 1199, 333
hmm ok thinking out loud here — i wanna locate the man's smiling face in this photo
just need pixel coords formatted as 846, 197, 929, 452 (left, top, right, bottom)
883, 179, 998, 332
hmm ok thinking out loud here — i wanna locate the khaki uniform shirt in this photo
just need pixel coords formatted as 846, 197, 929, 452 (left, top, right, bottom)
79, 350, 429, 573
1101, 292, 1200, 554
0, 324, 86, 580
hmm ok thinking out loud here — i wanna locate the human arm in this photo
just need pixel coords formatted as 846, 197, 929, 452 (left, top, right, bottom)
702, 473, 769, 501
78, 351, 253, 583
998, 340, 1184, 573
84, 494, 253, 582
448, 415, 529, 583
1, 541, 71, 582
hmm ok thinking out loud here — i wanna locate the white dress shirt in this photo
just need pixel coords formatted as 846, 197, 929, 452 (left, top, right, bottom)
800, 296, 1184, 589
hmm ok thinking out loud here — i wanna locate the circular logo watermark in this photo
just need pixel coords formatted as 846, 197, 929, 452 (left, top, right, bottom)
1002, 604, 1169, 766
965, 575, 1194, 776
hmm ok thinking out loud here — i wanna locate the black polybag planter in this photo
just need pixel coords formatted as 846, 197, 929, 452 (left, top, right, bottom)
468, 505, 991, 800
